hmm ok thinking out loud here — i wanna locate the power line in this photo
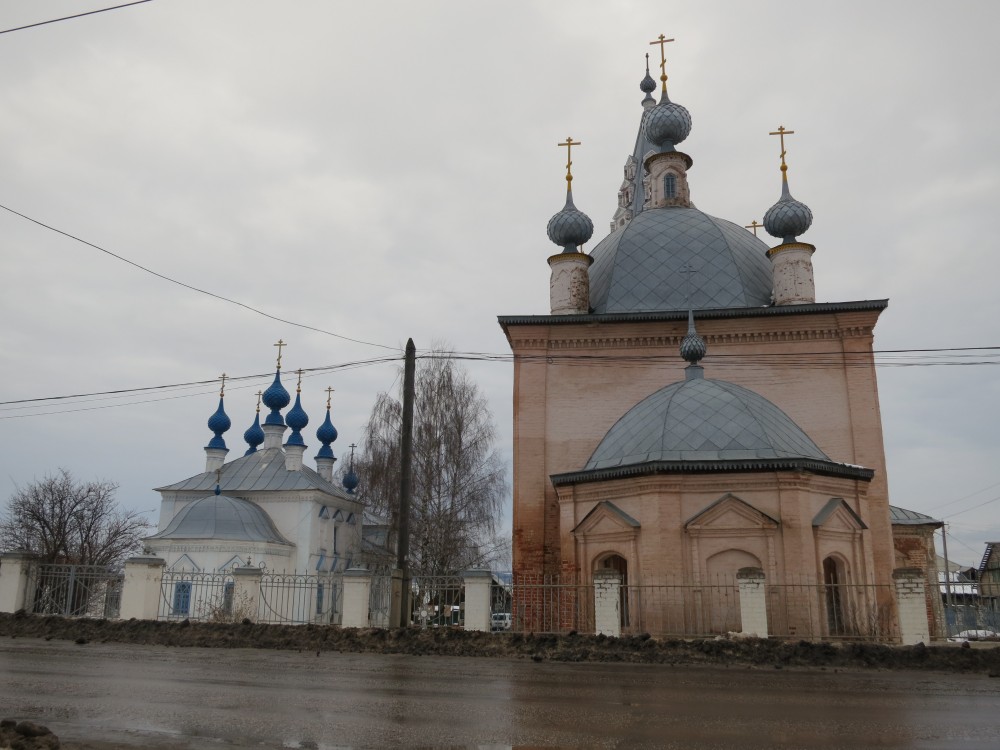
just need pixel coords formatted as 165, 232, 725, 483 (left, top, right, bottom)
0, 1, 154, 35
0, 203, 397, 351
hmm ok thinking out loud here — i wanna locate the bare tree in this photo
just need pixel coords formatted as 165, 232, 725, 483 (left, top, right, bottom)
356, 351, 508, 574
0, 469, 150, 567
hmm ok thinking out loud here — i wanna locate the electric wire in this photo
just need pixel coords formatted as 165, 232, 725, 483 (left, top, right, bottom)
0, 203, 398, 351
0, 1, 154, 35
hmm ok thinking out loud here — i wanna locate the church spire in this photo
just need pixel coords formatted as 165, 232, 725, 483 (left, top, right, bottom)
763, 125, 817, 305
547, 138, 594, 315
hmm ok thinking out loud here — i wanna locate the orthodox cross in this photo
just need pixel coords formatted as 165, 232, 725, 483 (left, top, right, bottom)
295, 368, 304, 393
745, 220, 763, 236
325, 386, 334, 409
254, 390, 262, 413
218, 372, 227, 397
348, 443, 357, 467
769, 125, 795, 174
273, 339, 286, 370
558, 137, 581, 187
678, 262, 697, 309
649, 34, 675, 92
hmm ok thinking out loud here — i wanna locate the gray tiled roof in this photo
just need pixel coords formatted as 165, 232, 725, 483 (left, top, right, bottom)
888, 505, 942, 526
588, 207, 773, 313
585, 377, 830, 470
155, 447, 353, 500
147, 494, 292, 544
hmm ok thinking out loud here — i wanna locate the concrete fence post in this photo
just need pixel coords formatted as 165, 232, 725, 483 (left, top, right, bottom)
342, 568, 372, 628
119, 556, 166, 620
462, 569, 492, 632
893, 567, 929, 645
593, 569, 622, 637
736, 566, 768, 638
389, 568, 404, 627
0, 551, 37, 613
232, 566, 263, 623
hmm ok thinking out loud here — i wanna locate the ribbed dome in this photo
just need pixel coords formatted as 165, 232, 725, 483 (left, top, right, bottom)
588, 207, 773, 313
284, 392, 309, 447
585, 378, 829, 470
205, 397, 231, 450
243, 412, 265, 455
645, 94, 692, 152
262, 371, 290, 426
315, 407, 338, 460
147, 494, 291, 544
764, 181, 813, 244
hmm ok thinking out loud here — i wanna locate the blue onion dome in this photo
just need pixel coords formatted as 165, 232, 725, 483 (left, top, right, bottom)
315, 408, 338, 460
243, 412, 265, 455
342, 467, 359, 494
285, 392, 309, 447
644, 90, 692, 152
205, 397, 231, 450
764, 178, 813, 244
262, 370, 290, 426
546, 189, 594, 253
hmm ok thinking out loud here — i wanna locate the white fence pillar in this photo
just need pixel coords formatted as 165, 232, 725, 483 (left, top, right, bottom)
593, 570, 621, 637
0, 551, 37, 613
232, 566, 263, 623
894, 567, 929, 645
342, 568, 372, 628
389, 568, 404, 628
119, 556, 165, 620
737, 566, 768, 637
462, 569, 492, 632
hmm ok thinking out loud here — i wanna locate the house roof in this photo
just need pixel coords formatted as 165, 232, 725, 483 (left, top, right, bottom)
888, 505, 943, 527
155, 447, 355, 499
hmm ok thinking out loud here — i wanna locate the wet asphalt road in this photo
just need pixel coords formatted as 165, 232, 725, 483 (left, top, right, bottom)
1, 638, 999, 749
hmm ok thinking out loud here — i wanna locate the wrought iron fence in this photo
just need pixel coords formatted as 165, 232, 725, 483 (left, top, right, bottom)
620, 576, 741, 637
158, 570, 235, 621
409, 573, 464, 627
507, 574, 594, 634
765, 578, 897, 641
258, 572, 342, 625
31, 564, 123, 618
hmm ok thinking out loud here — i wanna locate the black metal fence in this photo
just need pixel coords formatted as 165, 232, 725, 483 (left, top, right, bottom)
30, 564, 123, 618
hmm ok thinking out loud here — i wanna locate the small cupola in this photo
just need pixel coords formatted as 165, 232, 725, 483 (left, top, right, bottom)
546, 137, 594, 315
284, 369, 309, 471
314, 386, 339, 482
642, 34, 693, 208
204, 374, 231, 472
243, 390, 265, 456
261, 340, 290, 449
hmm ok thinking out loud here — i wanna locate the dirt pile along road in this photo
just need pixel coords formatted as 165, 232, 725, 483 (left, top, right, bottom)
2, 610, 998, 673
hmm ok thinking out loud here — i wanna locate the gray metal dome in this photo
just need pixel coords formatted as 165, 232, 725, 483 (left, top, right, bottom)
585, 378, 830, 470
148, 494, 291, 544
588, 207, 774, 313
764, 182, 813, 244
644, 96, 692, 152
547, 189, 594, 252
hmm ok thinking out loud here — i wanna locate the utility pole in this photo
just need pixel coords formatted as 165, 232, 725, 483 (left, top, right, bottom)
396, 338, 415, 627
941, 522, 954, 613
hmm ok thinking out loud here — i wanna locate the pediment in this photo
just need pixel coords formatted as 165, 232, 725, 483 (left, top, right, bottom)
813, 498, 867, 531
685, 494, 779, 531
572, 501, 640, 536
168, 553, 201, 572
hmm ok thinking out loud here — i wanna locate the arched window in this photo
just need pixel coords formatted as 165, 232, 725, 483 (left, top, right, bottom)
664, 173, 677, 198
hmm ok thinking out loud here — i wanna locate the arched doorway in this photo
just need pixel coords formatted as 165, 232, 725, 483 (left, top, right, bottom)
823, 556, 849, 635
705, 549, 761, 634
596, 554, 629, 629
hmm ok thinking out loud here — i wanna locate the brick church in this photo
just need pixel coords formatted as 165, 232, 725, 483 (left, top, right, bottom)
499, 42, 905, 637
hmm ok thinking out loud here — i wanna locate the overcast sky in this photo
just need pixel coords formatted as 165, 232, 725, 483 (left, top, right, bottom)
1, 1, 998, 567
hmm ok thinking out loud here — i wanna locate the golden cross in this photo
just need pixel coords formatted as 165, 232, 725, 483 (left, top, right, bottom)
745, 220, 763, 236
558, 137, 581, 186
218, 372, 227, 397
255, 390, 262, 413
649, 34, 675, 92
769, 125, 795, 174
273, 339, 286, 369
295, 368, 304, 393
325, 386, 335, 410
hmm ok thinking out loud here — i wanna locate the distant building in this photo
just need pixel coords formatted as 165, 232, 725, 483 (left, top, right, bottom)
146, 358, 370, 577
889, 505, 944, 637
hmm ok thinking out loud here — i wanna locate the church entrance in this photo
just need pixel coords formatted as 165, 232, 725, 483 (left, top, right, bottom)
823, 556, 848, 635
596, 554, 629, 629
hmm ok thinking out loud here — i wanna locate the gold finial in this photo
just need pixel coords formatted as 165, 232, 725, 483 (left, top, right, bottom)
325, 386, 334, 410
295, 368, 303, 393
745, 220, 763, 236
255, 390, 263, 413
218, 373, 227, 398
273, 339, 286, 370
649, 34, 675, 94
769, 125, 795, 179
558, 137, 581, 188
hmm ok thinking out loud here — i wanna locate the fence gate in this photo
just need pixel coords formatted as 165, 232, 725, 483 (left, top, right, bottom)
31, 564, 123, 618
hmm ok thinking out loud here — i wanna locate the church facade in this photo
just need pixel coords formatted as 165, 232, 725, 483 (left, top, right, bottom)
500, 49, 897, 637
